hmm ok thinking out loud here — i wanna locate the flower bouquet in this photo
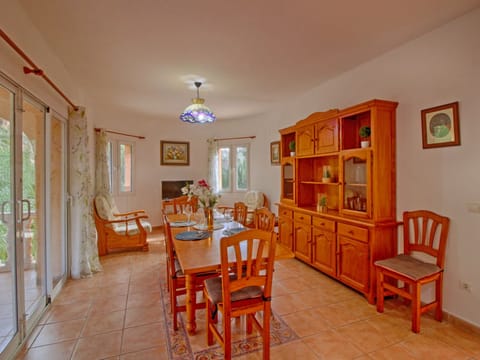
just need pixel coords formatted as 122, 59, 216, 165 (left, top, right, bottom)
182, 180, 220, 229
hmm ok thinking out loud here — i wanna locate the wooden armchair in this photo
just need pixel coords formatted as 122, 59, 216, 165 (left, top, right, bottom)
93, 193, 151, 256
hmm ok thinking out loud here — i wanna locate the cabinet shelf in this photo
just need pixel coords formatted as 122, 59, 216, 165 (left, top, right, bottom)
301, 181, 339, 185
345, 183, 367, 187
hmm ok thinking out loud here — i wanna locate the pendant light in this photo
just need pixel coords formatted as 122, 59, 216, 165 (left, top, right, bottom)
179, 81, 216, 123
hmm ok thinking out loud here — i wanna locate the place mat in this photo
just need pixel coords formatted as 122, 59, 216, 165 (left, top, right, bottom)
175, 231, 210, 241
222, 227, 247, 236
193, 223, 224, 231
170, 221, 196, 228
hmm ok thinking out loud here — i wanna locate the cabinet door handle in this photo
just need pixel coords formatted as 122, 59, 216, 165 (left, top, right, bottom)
320, 222, 325, 226
348, 230, 354, 235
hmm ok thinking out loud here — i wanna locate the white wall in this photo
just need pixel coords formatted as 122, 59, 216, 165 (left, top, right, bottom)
2, 1, 479, 328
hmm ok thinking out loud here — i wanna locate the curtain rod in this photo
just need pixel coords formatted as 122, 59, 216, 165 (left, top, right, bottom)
0, 28, 79, 111
213, 135, 256, 141
95, 128, 146, 140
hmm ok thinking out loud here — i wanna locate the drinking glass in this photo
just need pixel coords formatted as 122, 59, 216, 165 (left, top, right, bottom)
184, 204, 192, 224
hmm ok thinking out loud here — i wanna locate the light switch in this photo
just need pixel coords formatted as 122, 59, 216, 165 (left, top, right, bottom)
466, 202, 480, 213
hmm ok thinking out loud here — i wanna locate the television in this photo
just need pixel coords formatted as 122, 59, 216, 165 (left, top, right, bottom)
161, 180, 193, 200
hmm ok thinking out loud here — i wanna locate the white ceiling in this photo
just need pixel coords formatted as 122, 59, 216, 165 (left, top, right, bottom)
18, 0, 480, 121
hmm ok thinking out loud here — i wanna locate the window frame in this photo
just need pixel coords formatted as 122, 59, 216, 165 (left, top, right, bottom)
217, 141, 250, 194
107, 136, 136, 196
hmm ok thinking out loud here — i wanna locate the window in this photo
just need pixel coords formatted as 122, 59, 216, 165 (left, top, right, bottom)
217, 143, 249, 193
107, 139, 135, 195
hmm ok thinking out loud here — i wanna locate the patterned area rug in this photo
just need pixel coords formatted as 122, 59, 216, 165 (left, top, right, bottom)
159, 275, 298, 359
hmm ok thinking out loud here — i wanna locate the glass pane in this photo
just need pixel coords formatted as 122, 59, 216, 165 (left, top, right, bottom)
119, 143, 132, 192
343, 156, 367, 212
236, 146, 248, 190
0, 84, 17, 353
22, 97, 46, 325
219, 147, 230, 191
49, 116, 66, 289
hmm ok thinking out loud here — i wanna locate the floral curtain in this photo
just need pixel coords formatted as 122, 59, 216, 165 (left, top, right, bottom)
69, 107, 102, 278
95, 129, 111, 196
207, 138, 218, 192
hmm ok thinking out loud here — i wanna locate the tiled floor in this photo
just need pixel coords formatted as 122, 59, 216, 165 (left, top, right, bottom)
14, 228, 480, 359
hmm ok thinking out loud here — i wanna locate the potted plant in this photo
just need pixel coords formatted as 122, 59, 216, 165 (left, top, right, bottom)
322, 165, 332, 183
359, 126, 371, 148
317, 193, 327, 213
288, 140, 296, 156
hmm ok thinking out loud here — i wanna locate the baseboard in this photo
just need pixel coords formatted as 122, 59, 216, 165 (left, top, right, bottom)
444, 311, 480, 335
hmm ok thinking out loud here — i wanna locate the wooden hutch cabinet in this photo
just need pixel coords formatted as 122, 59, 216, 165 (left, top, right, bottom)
277, 99, 398, 304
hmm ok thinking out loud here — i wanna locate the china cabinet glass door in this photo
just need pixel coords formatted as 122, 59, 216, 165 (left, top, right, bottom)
340, 150, 371, 218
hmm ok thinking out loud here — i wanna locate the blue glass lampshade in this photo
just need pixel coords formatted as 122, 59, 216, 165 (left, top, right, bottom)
179, 97, 216, 124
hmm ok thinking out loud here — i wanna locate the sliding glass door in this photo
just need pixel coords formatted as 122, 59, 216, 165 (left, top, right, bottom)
0, 74, 68, 359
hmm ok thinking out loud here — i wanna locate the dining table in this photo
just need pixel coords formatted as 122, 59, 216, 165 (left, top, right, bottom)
166, 212, 292, 335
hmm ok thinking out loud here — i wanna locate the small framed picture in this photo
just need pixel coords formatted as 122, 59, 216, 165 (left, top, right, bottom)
270, 141, 280, 165
421, 102, 460, 149
160, 141, 190, 165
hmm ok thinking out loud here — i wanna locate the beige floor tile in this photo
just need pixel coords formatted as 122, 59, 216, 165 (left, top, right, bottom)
89, 294, 127, 315
72, 331, 122, 360
44, 301, 91, 324
367, 343, 418, 360
398, 333, 473, 359
282, 309, 330, 337
124, 304, 164, 328
119, 346, 170, 360
302, 330, 365, 359
19, 340, 76, 360
32, 319, 85, 347
121, 323, 166, 353
126, 290, 162, 309
82, 310, 125, 336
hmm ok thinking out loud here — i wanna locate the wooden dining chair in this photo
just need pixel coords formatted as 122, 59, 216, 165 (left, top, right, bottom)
233, 202, 248, 226
163, 215, 219, 330
375, 210, 450, 333
204, 229, 276, 360
253, 207, 276, 232
173, 195, 198, 214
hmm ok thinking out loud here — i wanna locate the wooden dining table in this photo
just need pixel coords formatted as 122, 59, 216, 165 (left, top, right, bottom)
166, 213, 292, 335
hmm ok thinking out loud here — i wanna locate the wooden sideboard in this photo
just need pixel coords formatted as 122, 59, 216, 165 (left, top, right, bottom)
277, 99, 398, 303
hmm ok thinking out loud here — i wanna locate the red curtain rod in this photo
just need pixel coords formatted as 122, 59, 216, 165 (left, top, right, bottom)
95, 128, 145, 140
0, 28, 79, 111
214, 136, 256, 141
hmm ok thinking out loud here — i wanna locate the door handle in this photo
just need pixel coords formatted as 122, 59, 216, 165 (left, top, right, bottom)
1, 201, 10, 224
21, 199, 31, 222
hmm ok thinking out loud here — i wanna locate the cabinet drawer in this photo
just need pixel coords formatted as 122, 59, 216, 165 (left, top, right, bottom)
294, 212, 311, 225
338, 223, 368, 243
279, 208, 293, 218
312, 217, 335, 232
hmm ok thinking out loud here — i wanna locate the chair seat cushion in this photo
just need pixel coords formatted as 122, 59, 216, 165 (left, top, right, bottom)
375, 254, 441, 280
204, 276, 263, 305
112, 219, 152, 235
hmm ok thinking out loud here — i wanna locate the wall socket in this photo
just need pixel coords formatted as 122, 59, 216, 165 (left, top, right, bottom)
466, 202, 480, 213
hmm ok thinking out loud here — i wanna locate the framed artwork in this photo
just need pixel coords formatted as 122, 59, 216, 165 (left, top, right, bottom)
160, 140, 190, 165
270, 141, 280, 165
421, 101, 460, 149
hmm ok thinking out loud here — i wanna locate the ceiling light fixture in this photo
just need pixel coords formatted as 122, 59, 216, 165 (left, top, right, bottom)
179, 81, 216, 124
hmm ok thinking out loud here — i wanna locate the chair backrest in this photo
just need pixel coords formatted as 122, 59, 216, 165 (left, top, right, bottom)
233, 202, 248, 225
254, 207, 276, 232
94, 193, 119, 220
162, 213, 177, 276
219, 229, 276, 305
243, 191, 268, 211
173, 195, 198, 214
403, 210, 450, 268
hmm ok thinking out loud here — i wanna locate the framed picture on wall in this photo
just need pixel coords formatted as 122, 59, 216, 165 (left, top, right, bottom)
270, 141, 280, 165
160, 140, 190, 165
421, 101, 460, 149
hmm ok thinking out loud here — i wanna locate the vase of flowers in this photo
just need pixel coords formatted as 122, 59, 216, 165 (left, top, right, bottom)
182, 179, 220, 229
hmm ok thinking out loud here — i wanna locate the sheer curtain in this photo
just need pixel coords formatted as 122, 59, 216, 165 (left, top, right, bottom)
69, 107, 102, 278
95, 129, 111, 196
207, 138, 218, 191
